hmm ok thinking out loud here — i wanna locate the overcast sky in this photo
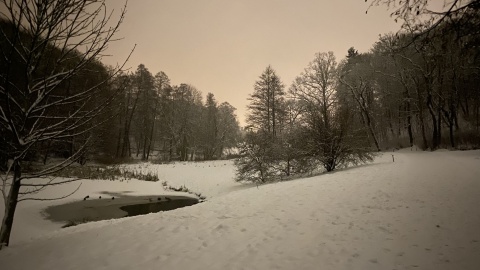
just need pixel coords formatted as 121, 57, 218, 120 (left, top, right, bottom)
103, 0, 402, 126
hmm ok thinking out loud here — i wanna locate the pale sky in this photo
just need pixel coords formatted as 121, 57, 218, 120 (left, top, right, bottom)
102, 0, 401, 126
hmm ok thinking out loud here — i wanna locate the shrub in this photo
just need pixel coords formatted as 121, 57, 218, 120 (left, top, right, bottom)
51, 165, 159, 182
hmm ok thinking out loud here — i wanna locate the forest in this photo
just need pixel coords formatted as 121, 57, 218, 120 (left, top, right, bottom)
237, 2, 480, 182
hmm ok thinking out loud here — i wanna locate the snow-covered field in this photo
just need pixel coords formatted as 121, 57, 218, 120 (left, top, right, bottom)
1, 150, 480, 269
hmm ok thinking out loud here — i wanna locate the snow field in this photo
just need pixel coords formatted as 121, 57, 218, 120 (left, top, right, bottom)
121, 160, 246, 197
0, 150, 479, 269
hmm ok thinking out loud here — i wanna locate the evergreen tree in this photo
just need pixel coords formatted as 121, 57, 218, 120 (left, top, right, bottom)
237, 66, 286, 183
247, 65, 285, 138
202, 93, 219, 160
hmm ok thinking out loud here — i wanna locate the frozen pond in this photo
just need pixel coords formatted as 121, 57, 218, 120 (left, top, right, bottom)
43, 195, 199, 227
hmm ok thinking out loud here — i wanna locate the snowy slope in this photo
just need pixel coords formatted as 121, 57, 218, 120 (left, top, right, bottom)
121, 160, 248, 197
1, 151, 480, 270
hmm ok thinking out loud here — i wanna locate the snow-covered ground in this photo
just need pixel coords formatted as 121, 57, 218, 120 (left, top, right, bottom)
1, 150, 480, 269
0, 160, 241, 244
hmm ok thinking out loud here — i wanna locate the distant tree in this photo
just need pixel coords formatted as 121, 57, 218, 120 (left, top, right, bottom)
347, 47, 359, 58
199, 94, 241, 160
370, 34, 428, 149
339, 53, 382, 151
0, 0, 129, 247
132, 64, 155, 160
202, 93, 219, 160
346, 8, 480, 150
116, 72, 138, 159
172, 84, 203, 161
216, 102, 241, 157
157, 83, 177, 161
149, 71, 170, 159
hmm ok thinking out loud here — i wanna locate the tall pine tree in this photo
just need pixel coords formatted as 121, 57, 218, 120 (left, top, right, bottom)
247, 65, 285, 138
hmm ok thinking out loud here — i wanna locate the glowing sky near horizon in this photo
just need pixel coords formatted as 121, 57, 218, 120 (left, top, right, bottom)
102, 0, 403, 126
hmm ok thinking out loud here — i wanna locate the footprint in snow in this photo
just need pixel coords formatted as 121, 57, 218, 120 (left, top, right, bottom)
214, 224, 227, 232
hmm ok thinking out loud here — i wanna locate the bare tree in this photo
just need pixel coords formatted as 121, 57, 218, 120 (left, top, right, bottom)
367, 0, 479, 33
114, 72, 138, 158
290, 52, 337, 132
0, 0, 130, 247
339, 53, 382, 151
292, 52, 374, 171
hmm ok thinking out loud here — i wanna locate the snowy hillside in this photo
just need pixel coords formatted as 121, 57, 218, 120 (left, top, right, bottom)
1, 150, 480, 270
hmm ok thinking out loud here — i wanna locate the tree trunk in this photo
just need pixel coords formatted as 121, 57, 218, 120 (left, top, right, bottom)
405, 90, 414, 147
69, 136, 75, 158
181, 134, 188, 161
416, 87, 429, 149
387, 110, 395, 138
476, 97, 479, 132
454, 108, 460, 131
146, 102, 158, 160
0, 161, 21, 248
406, 110, 413, 147
427, 94, 439, 150
449, 119, 455, 148
347, 82, 380, 151
437, 107, 442, 148
418, 111, 428, 150
146, 135, 154, 160
272, 85, 276, 138
364, 111, 381, 151
121, 117, 131, 158
286, 158, 290, 176
136, 139, 140, 157
444, 105, 456, 149
267, 85, 271, 136
43, 141, 51, 165
397, 105, 402, 137
121, 91, 139, 158
142, 131, 148, 160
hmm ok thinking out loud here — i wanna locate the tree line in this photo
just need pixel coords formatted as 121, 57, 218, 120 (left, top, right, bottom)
106, 64, 241, 162
0, 31, 241, 170
237, 2, 480, 182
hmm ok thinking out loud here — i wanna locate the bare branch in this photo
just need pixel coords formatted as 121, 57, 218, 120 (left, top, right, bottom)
18, 182, 82, 202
